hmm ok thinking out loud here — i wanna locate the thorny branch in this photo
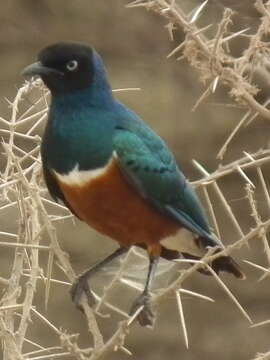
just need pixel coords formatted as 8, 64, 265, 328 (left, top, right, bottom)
127, 0, 270, 159
1, 1, 270, 359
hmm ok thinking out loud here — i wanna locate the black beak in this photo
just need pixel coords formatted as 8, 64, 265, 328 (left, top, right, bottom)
21, 61, 63, 77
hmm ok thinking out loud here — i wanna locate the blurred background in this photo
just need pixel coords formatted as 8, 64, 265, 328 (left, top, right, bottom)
1, 1, 270, 359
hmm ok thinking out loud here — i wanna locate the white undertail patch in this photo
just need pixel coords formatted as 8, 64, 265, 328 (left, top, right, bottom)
161, 228, 205, 257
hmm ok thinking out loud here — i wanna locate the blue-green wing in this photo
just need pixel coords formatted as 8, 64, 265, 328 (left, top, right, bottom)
113, 128, 217, 246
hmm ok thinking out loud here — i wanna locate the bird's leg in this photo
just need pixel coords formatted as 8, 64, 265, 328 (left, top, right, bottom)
71, 247, 128, 309
129, 253, 159, 327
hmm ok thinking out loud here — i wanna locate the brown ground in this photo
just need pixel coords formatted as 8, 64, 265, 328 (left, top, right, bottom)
1, 1, 270, 359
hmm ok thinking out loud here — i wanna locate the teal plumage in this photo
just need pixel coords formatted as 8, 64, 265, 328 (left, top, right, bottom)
44, 76, 214, 242
22, 42, 244, 326
113, 126, 214, 243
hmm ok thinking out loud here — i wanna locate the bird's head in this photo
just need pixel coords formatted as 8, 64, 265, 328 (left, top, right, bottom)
22, 42, 107, 96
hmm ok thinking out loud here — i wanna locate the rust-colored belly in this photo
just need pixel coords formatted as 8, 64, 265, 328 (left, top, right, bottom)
56, 160, 180, 247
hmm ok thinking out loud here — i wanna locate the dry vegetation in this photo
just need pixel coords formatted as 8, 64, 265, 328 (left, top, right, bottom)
1, 0, 270, 359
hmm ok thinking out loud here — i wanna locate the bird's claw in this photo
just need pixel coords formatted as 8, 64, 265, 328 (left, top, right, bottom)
70, 275, 96, 310
129, 292, 155, 327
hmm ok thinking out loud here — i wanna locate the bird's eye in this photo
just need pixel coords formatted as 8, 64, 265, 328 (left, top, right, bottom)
66, 60, 78, 71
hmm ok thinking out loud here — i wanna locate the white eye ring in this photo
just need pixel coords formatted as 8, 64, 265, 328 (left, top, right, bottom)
66, 60, 78, 71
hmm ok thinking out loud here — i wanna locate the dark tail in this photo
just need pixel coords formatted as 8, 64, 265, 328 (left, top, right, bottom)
181, 251, 245, 280
158, 244, 245, 279
211, 254, 245, 279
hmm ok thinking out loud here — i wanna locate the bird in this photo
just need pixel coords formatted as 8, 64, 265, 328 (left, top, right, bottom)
22, 41, 245, 326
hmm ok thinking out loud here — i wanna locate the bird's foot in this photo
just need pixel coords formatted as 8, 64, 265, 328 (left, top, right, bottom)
70, 275, 96, 310
129, 292, 155, 327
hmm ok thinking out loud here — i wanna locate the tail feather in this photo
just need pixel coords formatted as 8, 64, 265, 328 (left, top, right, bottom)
181, 251, 245, 280
212, 254, 245, 279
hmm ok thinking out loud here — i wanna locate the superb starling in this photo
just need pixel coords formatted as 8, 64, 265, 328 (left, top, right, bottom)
22, 42, 244, 326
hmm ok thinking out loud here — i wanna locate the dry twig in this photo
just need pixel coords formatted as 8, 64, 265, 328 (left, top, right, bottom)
2, 1, 270, 358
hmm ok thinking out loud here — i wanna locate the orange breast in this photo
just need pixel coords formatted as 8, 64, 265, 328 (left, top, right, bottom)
56, 160, 180, 248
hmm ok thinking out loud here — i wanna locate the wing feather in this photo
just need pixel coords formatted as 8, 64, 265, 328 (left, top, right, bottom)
113, 128, 217, 246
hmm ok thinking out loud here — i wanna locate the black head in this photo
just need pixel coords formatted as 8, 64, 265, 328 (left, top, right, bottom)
22, 42, 95, 95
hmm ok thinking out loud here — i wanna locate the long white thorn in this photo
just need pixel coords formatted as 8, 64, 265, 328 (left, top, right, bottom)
176, 291, 189, 349
190, 0, 208, 24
